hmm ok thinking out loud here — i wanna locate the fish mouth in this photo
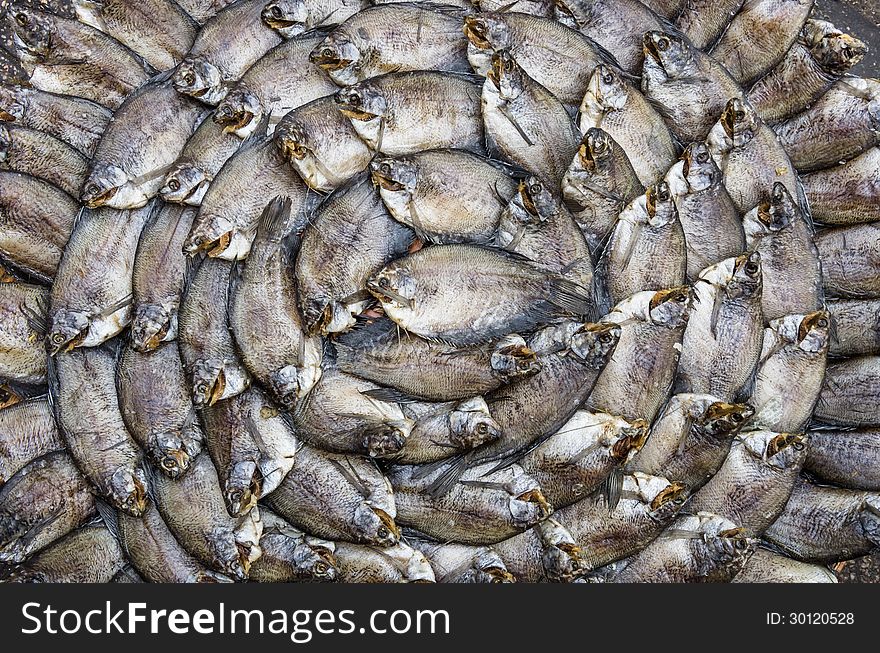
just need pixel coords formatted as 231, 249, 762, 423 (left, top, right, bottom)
81, 184, 119, 208
372, 507, 401, 546
310, 52, 351, 71
0, 384, 23, 410
766, 433, 806, 459
612, 421, 650, 460
215, 106, 254, 133
225, 475, 262, 517
190, 231, 233, 258
0, 109, 16, 121
463, 17, 491, 50
516, 489, 553, 519
365, 280, 411, 308
157, 448, 190, 478
46, 330, 86, 356
277, 136, 308, 161
797, 310, 830, 343
650, 482, 688, 510
484, 566, 516, 583
371, 169, 404, 191
337, 106, 376, 122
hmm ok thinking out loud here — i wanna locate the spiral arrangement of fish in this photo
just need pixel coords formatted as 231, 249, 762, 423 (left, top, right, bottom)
0, 0, 878, 583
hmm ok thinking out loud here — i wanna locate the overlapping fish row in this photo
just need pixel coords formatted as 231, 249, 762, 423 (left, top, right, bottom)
0, 0, 878, 583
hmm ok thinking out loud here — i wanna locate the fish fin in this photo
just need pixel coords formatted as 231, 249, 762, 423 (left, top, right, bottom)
709, 291, 723, 339
546, 276, 595, 318
497, 102, 534, 146
602, 468, 624, 513
94, 499, 121, 541
424, 453, 471, 499
329, 457, 370, 499
97, 293, 133, 319
19, 295, 49, 336
360, 387, 421, 404
458, 480, 510, 491
256, 195, 293, 242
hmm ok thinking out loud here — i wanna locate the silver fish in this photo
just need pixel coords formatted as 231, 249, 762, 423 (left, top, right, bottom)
334, 541, 435, 583
412, 540, 514, 583
0, 122, 88, 196
816, 223, 880, 300
813, 356, 880, 428
826, 299, 880, 357
249, 508, 338, 583
733, 548, 837, 583
492, 518, 586, 582
805, 427, 880, 491
0, 282, 49, 389
176, 0, 238, 24
801, 146, 880, 226
261, 0, 368, 39
0, 398, 63, 487
676, 0, 745, 50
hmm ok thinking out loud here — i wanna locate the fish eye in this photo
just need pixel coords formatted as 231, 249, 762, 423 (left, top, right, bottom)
380, 162, 391, 175
184, 72, 195, 85
314, 562, 327, 574
734, 110, 746, 120
657, 186, 670, 201
599, 333, 612, 343
347, 92, 361, 106
602, 70, 614, 84
731, 412, 744, 423
161, 456, 177, 470
378, 277, 390, 289
15, 13, 27, 26
52, 333, 65, 344
168, 179, 181, 192
734, 539, 747, 550
230, 489, 242, 501
696, 151, 709, 163
503, 60, 514, 72
271, 5, 282, 18
676, 293, 688, 303
657, 36, 670, 51
321, 47, 334, 58
817, 318, 828, 328
377, 526, 389, 539
476, 423, 489, 435
529, 182, 542, 195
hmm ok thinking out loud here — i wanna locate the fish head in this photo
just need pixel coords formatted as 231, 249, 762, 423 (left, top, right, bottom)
0, 85, 25, 122
8, 6, 52, 60
274, 119, 330, 190
46, 309, 89, 355
701, 401, 754, 439
160, 164, 210, 205
720, 97, 758, 147
267, 365, 306, 410
448, 398, 502, 450
537, 519, 585, 582
569, 321, 621, 368
644, 181, 677, 227
796, 310, 831, 354
223, 460, 262, 517
150, 430, 196, 479
552, 0, 581, 29
611, 418, 650, 461
184, 214, 251, 259
362, 422, 409, 459
0, 123, 10, 163
585, 65, 628, 114
812, 31, 867, 75
109, 466, 149, 517
643, 31, 694, 80
648, 286, 691, 328
713, 525, 757, 561
463, 549, 515, 583
190, 358, 228, 407
750, 431, 809, 469
366, 264, 416, 310
290, 539, 339, 582
262, 0, 309, 38
214, 87, 263, 138
514, 176, 556, 222
130, 303, 176, 352
0, 383, 23, 410
487, 49, 524, 100
490, 334, 541, 382
726, 251, 762, 300
310, 34, 361, 86
370, 155, 417, 196
637, 473, 688, 516
463, 13, 508, 52
681, 142, 721, 192
334, 82, 385, 123
576, 127, 614, 175
507, 473, 553, 528
748, 181, 797, 236
173, 57, 223, 105
81, 162, 127, 208
353, 504, 400, 547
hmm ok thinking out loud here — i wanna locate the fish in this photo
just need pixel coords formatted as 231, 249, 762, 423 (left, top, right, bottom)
412, 540, 514, 583
641, 30, 743, 143
676, 0, 745, 50
395, 397, 502, 465
4, 522, 126, 583
334, 541, 435, 583
266, 444, 400, 547
639, 0, 686, 19
368, 244, 594, 346
626, 394, 754, 491
274, 95, 373, 193
742, 182, 822, 322
561, 128, 644, 253
805, 428, 880, 491
0, 122, 88, 196
296, 174, 413, 335
214, 33, 336, 139
0, 282, 49, 389
709, 0, 815, 87
184, 137, 309, 260
0, 451, 95, 564
687, 430, 808, 536
151, 451, 263, 579
292, 364, 412, 458
732, 548, 837, 583
706, 98, 799, 214
176, 0, 238, 24
172, 0, 283, 106
596, 182, 686, 313
177, 258, 251, 407
6, 4, 150, 109
50, 344, 149, 515
826, 299, 880, 357
116, 501, 232, 583
463, 10, 615, 110
764, 479, 880, 564
249, 508, 338, 583
748, 19, 868, 124
664, 142, 745, 279
369, 148, 518, 245
813, 356, 880, 428
130, 202, 196, 352
586, 286, 691, 423
746, 310, 830, 432
613, 511, 757, 582
47, 205, 150, 354
229, 197, 321, 408
801, 146, 880, 226
552, 472, 688, 570
481, 49, 581, 186
200, 386, 299, 515
579, 64, 678, 187
476, 0, 553, 15
773, 78, 880, 172
261, 0, 367, 39
82, 82, 208, 209
675, 253, 764, 401
518, 411, 648, 509
0, 83, 112, 156
159, 113, 243, 206
72, 0, 198, 71
0, 398, 63, 487
553, 0, 672, 75
492, 518, 587, 582
388, 460, 551, 545
0, 171, 79, 281
333, 319, 541, 402
334, 71, 484, 155
308, 3, 469, 86
117, 342, 205, 479
816, 223, 880, 299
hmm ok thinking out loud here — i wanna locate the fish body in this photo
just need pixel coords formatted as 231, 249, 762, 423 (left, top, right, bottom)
805, 428, 880, 491
816, 223, 880, 299
0, 398, 63, 486
813, 356, 880, 428
0, 122, 88, 195
801, 147, 880, 226
0, 282, 49, 389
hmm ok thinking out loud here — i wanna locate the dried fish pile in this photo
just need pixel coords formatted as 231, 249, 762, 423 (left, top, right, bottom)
1, 0, 878, 583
